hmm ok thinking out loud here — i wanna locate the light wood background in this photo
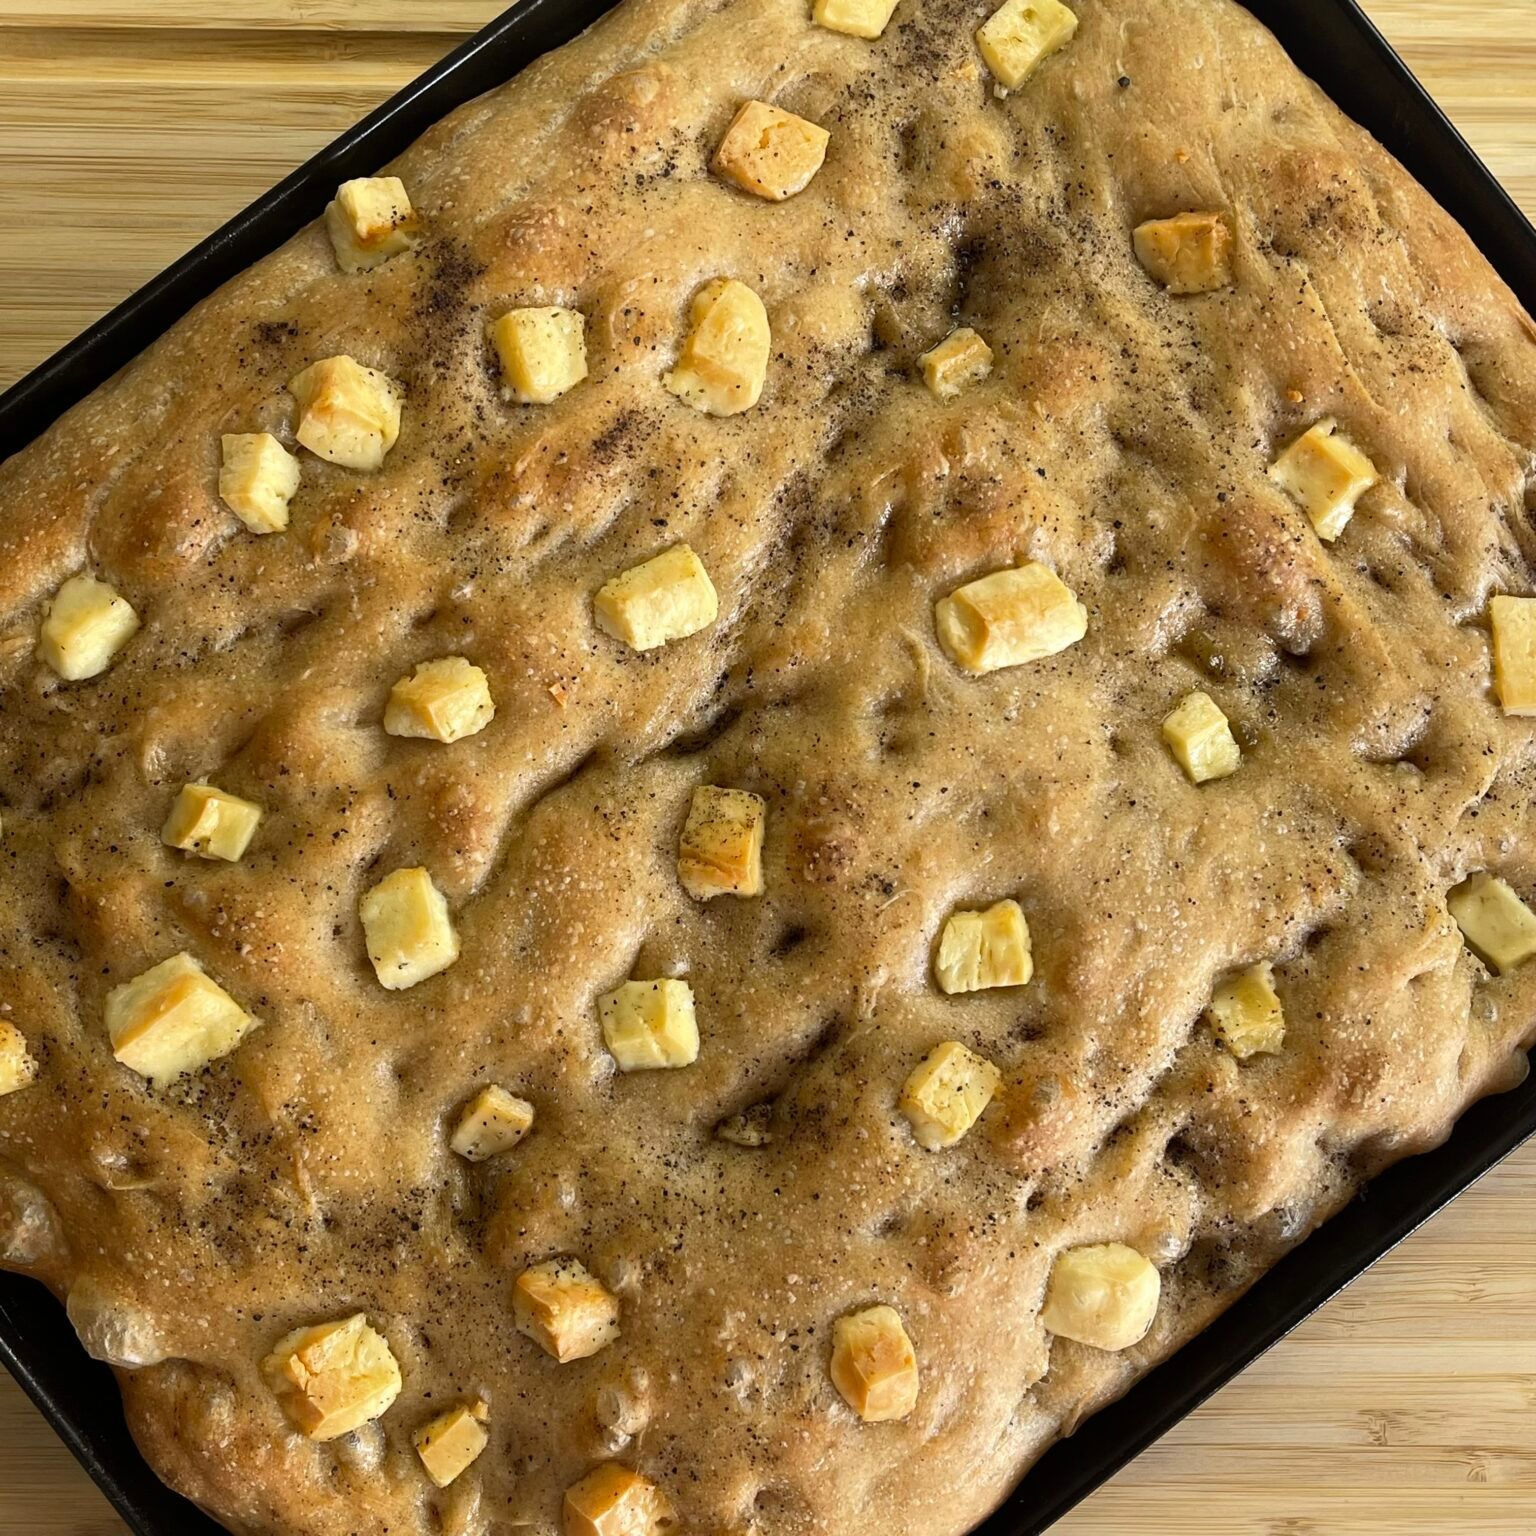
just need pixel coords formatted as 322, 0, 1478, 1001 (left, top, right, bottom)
1, 1, 1533, 1531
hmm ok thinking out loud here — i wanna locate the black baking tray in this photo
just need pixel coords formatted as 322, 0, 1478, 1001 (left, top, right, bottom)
1, 2, 1533, 1532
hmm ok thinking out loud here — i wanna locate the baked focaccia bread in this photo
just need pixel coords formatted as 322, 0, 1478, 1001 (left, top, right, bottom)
1, 0, 1534, 1532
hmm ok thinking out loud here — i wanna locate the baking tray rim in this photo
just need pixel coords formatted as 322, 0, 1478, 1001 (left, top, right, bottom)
0, 1, 1533, 1532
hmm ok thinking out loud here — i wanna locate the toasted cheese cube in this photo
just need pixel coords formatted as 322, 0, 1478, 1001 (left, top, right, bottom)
1449, 872, 1536, 976
830, 1305, 919, 1423
564, 1463, 675, 1536
450, 1085, 534, 1161
712, 100, 830, 202
489, 307, 589, 405
0, 1022, 36, 1097
899, 1040, 1001, 1150
105, 952, 260, 1084
594, 544, 718, 652
664, 278, 770, 416
37, 574, 139, 682
289, 355, 403, 472
1268, 418, 1377, 543
415, 1400, 489, 1488
262, 1314, 402, 1441
918, 326, 994, 399
935, 562, 1087, 675
599, 979, 699, 1071
935, 899, 1033, 994
325, 175, 420, 273
385, 656, 495, 743
1133, 212, 1234, 295
977, 0, 1078, 91
1489, 595, 1536, 716
1162, 690, 1241, 784
678, 786, 765, 899
161, 783, 263, 862
514, 1258, 620, 1363
1207, 962, 1286, 1059
1042, 1243, 1160, 1351
218, 432, 301, 534
812, 0, 901, 38
359, 867, 460, 990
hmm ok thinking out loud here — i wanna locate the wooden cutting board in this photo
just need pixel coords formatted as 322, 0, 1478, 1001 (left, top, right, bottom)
0, 2, 1532, 1531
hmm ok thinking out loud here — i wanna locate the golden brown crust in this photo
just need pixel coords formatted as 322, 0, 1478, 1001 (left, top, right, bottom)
1, 1, 1534, 1533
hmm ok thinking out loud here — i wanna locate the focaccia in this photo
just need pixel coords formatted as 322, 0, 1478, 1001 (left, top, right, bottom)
1, 1, 1534, 1533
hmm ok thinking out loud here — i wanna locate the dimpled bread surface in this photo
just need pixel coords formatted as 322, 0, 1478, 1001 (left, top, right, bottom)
1, 0, 1535, 1533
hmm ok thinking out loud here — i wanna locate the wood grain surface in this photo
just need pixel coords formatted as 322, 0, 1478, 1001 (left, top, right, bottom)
1, 2, 1533, 1532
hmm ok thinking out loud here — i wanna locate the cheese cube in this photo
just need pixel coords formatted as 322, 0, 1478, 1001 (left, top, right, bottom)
664, 278, 770, 416
594, 544, 718, 652
935, 899, 1033, 994
289, 355, 403, 472
678, 786, 766, 899
1268, 418, 1377, 543
37, 574, 139, 682
1133, 212, 1234, 295
489, 307, 589, 405
599, 979, 699, 1071
563, 1463, 675, 1536
712, 100, 830, 202
1161, 691, 1241, 784
1041, 1242, 1160, 1351
261, 1313, 402, 1441
1449, 872, 1536, 975
415, 1400, 489, 1488
384, 656, 495, 743
918, 326, 994, 399
1206, 962, 1286, 1059
812, 0, 901, 38
450, 1086, 534, 1161
830, 1305, 919, 1423
934, 562, 1087, 675
325, 176, 420, 273
1489, 595, 1536, 716
218, 432, 301, 534
514, 1258, 620, 1363
0, 1022, 36, 1097
977, 0, 1078, 91
161, 783, 263, 862
359, 867, 460, 990
899, 1040, 1001, 1150
105, 952, 260, 1084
